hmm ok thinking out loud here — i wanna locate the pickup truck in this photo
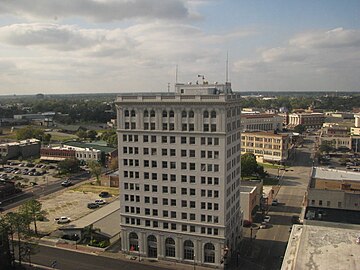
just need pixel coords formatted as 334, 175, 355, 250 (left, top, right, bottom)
54, 216, 71, 224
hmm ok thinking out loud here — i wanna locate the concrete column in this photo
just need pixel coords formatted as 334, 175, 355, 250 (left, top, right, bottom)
178, 236, 183, 260
158, 234, 164, 259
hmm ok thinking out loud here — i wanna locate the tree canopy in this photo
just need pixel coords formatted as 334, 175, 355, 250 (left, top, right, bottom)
58, 158, 80, 174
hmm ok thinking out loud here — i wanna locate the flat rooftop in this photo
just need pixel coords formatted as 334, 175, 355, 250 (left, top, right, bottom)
312, 167, 360, 181
282, 223, 360, 270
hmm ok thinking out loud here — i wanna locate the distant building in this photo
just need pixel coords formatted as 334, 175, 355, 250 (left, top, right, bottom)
241, 113, 283, 132
40, 145, 101, 162
0, 139, 40, 160
306, 167, 360, 212
241, 131, 291, 164
288, 112, 325, 129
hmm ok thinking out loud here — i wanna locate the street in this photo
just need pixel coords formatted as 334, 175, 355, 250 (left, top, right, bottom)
17, 244, 168, 270
1, 171, 90, 212
239, 136, 315, 270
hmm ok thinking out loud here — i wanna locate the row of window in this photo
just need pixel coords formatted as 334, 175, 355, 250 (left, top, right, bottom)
123, 197, 219, 210
122, 135, 220, 146
123, 174, 220, 185
124, 122, 218, 132
124, 109, 218, 119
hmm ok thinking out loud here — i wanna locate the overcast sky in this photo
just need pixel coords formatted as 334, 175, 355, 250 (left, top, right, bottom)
0, 0, 359, 95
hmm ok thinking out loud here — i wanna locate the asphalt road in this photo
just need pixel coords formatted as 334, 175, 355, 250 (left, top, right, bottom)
0, 171, 90, 212
24, 244, 168, 270
247, 136, 316, 270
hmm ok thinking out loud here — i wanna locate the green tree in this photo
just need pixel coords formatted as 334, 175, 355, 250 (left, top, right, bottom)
19, 199, 46, 236
0, 218, 13, 268
58, 158, 80, 174
293, 124, 306, 134
76, 130, 87, 140
16, 126, 44, 140
87, 130, 97, 141
4, 212, 32, 266
319, 141, 334, 154
42, 133, 52, 144
241, 153, 258, 178
88, 160, 102, 185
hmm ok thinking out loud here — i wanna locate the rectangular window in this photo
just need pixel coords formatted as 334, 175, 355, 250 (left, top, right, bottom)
182, 124, 187, 131
150, 123, 155, 130
189, 124, 194, 131
162, 149, 167, 156
203, 124, 209, 132
170, 136, 176, 143
162, 136, 167, 143
189, 137, 195, 144
181, 137, 187, 144
181, 162, 187, 170
181, 150, 187, 157
143, 135, 148, 142
170, 149, 176, 156
189, 150, 195, 157
151, 135, 156, 142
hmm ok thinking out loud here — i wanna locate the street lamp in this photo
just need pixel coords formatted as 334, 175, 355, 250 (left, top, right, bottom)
138, 245, 141, 262
74, 234, 78, 249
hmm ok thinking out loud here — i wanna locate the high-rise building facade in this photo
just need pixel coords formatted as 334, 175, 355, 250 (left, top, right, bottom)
116, 81, 242, 268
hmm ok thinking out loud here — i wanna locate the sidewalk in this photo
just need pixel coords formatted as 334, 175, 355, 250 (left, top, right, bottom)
39, 237, 212, 270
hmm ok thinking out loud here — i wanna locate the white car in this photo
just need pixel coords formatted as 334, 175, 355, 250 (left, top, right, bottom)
95, 199, 106, 205
264, 216, 271, 223
54, 216, 71, 224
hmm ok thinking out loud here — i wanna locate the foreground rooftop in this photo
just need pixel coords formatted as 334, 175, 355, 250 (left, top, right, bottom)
282, 223, 360, 270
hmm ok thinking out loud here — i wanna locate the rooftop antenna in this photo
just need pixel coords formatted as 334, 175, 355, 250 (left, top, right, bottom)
226, 51, 229, 83
175, 64, 178, 84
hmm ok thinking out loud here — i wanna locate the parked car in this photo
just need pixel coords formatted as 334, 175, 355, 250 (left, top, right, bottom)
54, 216, 71, 224
94, 199, 106, 205
87, 202, 99, 209
99, 191, 110, 198
291, 215, 300, 224
259, 222, 267, 229
61, 180, 72, 187
263, 216, 271, 223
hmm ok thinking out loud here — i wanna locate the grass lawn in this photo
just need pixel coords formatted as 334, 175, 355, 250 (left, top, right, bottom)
259, 162, 289, 169
46, 131, 78, 142
71, 182, 119, 196
0, 128, 17, 140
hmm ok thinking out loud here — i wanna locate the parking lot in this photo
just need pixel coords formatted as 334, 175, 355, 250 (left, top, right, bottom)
22, 183, 119, 235
0, 161, 61, 187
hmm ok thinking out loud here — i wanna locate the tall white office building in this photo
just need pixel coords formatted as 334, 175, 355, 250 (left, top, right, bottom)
116, 80, 242, 268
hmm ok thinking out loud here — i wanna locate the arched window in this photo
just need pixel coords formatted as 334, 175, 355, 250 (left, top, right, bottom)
147, 235, 157, 258
184, 240, 194, 260
169, 110, 175, 118
144, 110, 149, 117
203, 111, 209, 118
182, 111, 187, 118
189, 111, 194, 118
204, 243, 215, 263
129, 232, 139, 251
211, 110, 216, 118
131, 110, 136, 117
165, 237, 176, 257
162, 110, 168, 117
125, 110, 130, 117
150, 110, 156, 117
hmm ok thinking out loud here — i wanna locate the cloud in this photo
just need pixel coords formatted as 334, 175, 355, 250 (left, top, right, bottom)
233, 28, 360, 90
290, 28, 360, 49
0, 21, 252, 94
0, 0, 191, 22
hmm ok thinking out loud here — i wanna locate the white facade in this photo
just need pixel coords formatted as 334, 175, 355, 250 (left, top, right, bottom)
116, 82, 242, 268
288, 112, 324, 129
